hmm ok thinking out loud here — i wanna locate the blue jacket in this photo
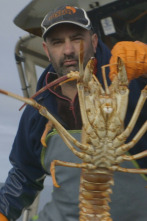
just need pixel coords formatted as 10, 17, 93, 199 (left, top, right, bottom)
0, 40, 146, 220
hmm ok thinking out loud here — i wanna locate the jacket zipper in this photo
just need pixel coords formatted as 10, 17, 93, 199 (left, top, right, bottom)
69, 97, 78, 127
47, 86, 78, 127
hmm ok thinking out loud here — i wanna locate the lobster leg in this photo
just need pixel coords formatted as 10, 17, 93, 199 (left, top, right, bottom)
113, 85, 147, 148
116, 120, 147, 155
41, 120, 53, 147
50, 160, 95, 188
114, 166, 147, 174
55, 128, 92, 161
0, 89, 94, 153
122, 150, 147, 161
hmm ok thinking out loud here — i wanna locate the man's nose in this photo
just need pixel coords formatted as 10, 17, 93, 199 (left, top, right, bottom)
63, 41, 75, 55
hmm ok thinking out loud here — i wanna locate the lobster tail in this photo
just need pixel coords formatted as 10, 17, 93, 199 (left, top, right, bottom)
79, 169, 114, 221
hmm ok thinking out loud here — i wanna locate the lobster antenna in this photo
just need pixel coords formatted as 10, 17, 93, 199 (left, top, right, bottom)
79, 40, 84, 78
102, 65, 110, 94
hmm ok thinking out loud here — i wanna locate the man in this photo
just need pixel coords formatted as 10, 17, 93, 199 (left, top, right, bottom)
0, 4, 146, 221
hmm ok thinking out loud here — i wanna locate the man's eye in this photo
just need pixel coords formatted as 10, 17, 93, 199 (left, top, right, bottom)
53, 41, 62, 45
73, 37, 82, 41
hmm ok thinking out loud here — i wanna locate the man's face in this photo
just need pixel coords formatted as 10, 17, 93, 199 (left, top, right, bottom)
43, 24, 98, 76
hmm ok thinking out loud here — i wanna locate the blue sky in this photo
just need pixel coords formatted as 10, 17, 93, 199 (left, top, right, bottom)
0, 0, 32, 182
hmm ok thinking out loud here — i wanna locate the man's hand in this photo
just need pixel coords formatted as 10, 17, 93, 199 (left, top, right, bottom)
0, 213, 8, 221
109, 41, 147, 81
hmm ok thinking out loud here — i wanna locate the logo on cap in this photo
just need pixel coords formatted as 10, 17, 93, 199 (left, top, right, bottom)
66, 6, 76, 13
48, 6, 76, 21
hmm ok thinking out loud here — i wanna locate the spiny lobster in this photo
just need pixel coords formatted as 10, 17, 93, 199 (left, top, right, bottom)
0, 42, 147, 221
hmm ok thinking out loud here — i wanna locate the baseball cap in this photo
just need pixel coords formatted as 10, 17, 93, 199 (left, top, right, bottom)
41, 5, 92, 39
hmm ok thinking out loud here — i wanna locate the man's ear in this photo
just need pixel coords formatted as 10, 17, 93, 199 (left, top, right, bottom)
42, 41, 50, 61
92, 33, 98, 53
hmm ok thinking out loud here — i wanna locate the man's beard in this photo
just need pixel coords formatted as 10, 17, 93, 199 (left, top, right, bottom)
50, 52, 94, 77
56, 54, 79, 77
